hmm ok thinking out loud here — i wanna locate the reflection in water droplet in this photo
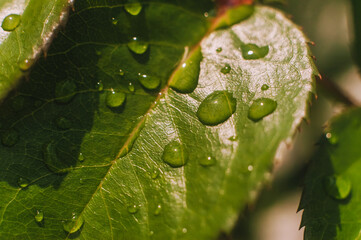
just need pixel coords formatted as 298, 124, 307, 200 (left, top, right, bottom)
18, 177, 29, 188
197, 91, 237, 126
106, 89, 126, 108
10, 95, 25, 112
241, 43, 269, 60
18, 59, 34, 71
1, 14, 21, 31
326, 132, 338, 144
43, 141, 69, 173
248, 98, 277, 122
56, 116, 71, 130
261, 84, 269, 91
35, 210, 44, 223
128, 37, 149, 54
1, 129, 19, 147
62, 212, 84, 234
78, 152, 85, 162
199, 156, 216, 167
216, 47, 222, 53
138, 73, 160, 90
55, 80, 77, 103
162, 141, 188, 168
127, 204, 139, 214
220, 64, 231, 74
151, 169, 160, 179
324, 175, 351, 200
124, 3, 142, 16
154, 204, 162, 216
170, 48, 202, 94
96, 81, 104, 91
128, 83, 135, 93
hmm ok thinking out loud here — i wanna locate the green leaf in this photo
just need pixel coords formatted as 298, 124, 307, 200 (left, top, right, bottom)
0, 2, 316, 239
300, 108, 361, 240
351, 0, 361, 69
0, 0, 71, 100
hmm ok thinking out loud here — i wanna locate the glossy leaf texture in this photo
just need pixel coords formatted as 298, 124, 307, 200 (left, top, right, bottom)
0, 0, 72, 100
0, 1, 316, 240
300, 108, 361, 240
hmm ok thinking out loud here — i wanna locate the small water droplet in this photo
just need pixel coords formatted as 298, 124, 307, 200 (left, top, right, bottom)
128, 83, 135, 93
170, 48, 202, 93
149, 230, 154, 236
326, 132, 338, 144
324, 175, 351, 200
182, 228, 188, 234
162, 141, 188, 168
96, 81, 104, 91
106, 89, 126, 108
229, 135, 237, 141
18, 58, 34, 71
10, 95, 25, 112
35, 210, 44, 223
43, 141, 69, 173
119, 69, 125, 76
78, 152, 85, 162
248, 98, 277, 122
127, 204, 139, 214
1, 129, 19, 147
128, 37, 148, 54
154, 204, 162, 216
111, 17, 118, 25
138, 73, 160, 90
17, 177, 29, 188
151, 169, 160, 179
204, 12, 209, 18
124, 3, 142, 16
220, 64, 231, 74
55, 116, 71, 130
261, 84, 269, 91
62, 212, 84, 234
241, 43, 269, 60
199, 156, 216, 167
247, 165, 254, 172
96, 50, 102, 56
216, 47, 222, 53
79, 178, 83, 184
55, 80, 77, 103
1, 14, 21, 31
197, 91, 237, 126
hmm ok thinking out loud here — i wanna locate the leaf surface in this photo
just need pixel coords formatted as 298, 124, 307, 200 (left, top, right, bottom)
0, 2, 316, 239
352, 0, 361, 68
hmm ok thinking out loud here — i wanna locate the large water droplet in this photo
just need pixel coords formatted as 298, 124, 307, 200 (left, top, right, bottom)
55, 80, 77, 103
1, 129, 19, 147
63, 212, 84, 234
162, 141, 188, 168
220, 64, 231, 74
43, 141, 69, 173
248, 98, 277, 122
199, 156, 216, 167
124, 3, 142, 16
1, 14, 21, 31
324, 175, 351, 200
127, 204, 139, 214
197, 91, 237, 126
55, 116, 71, 130
138, 73, 160, 90
170, 48, 202, 94
128, 37, 148, 54
241, 43, 269, 60
35, 210, 44, 223
18, 177, 29, 188
154, 204, 162, 216
106, 89, 126, 108
11, 95, 25, 112
261, 84, 269, 91
18, 59, 34, 71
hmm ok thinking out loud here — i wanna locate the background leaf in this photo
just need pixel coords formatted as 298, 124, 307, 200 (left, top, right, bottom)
0, 2, 316, 239
351, 0, 361, 69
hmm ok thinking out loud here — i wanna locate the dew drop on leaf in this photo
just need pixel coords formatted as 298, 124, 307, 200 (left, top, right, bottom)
96, 81, 103, 91
138, 73, 160, 90
17, 177, 29, 188
35, 210, 44, 223
78, 152, 85, 162
106, 89, 126, 108
196, 91, 237, 126
55, 116, 72, 130
323, 175, 351, 200
1, 129, 19, 147
119, 69, 125, 76
127, 37, 148, 54
154, 204, 162, 216
261, 84, 269, 91
111, 17, 118, 25
199, 156, 216, 167
169, 48, 202, 93
18, 58, 34, 71
216, 47, 222, 53
62, 212, 84, 234
128, 82, 135, 93
247, 98, 277, 122
127, 204, 139, 214
43, 141, 69, 173
229, 135, 237, 141
241, 43, 269, 60
326, 132, 338, 145
1, 14, 21, 31
124, 3, 142, 16
220, 64, 231, 74
162, 141, 188, 168
55, 80, 77, 103
151, 169, 160, 179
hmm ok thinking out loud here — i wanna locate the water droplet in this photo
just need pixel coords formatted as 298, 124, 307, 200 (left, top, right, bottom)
182, 228, 188, 234
229, 135, 237, 141
170, 48, 202, 94
261, 84, 269, 91
18, 58, 34, 71
35, 210, 44, 223
1, 14, 21, 31
326, 132, 338, 144
63, 212, 84, 234
111, 17, 118, 25
96, 81, 103, 91
127, 204, 139, 214
10, 95, 25, 112
1, 129, 19, 147
17, 177, 29, 188
216, 47, 222, 53
128, 83, 135, 93
324, 175, 351, 200
124, 3, 142, 16
106, 89, 126, 108
55, 116, 71, 130
138, 73, 160, 90
149, 231, 154, 236
199, 156, 216, 167
128, 37, 148, 54
151, 169, 160, 179
78, 152, 85, 162
204, 12, 209, 18
96, 50, 102, 56
119, 69, 125, 76
248, 98, 277, 122
43, 141, 69, 173
197, 91, 237, 126
162, 141, 188, 168
55, 80, 77, 103
79, 178, 83, 184
154, 204, 162, 216
247, 165, 254, 171
220, 64, 231, 74
241, 43, 269, 60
